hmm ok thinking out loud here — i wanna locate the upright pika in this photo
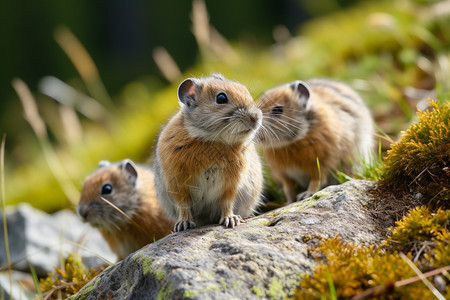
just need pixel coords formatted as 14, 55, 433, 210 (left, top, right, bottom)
257, 79, 374, 203
153, 74, 264, 232
77, 159, 173, 260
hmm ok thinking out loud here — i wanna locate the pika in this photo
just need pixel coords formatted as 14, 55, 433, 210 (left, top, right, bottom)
77, 159, 173, 260
257, 79, 374, 203
153, 74, 264, 232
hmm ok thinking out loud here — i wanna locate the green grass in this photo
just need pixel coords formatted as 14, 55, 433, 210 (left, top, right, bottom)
4, 0, 449, 212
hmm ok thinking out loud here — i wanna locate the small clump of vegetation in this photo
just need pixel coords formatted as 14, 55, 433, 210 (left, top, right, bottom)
379, 100, 449, 209
290, 206, 450, 299
39, 253, 105, 299
385, 206, 450, 268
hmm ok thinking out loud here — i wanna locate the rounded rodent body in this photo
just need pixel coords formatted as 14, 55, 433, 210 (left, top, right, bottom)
257, 78, 374, 203
153, 74, 264, 232
77, 159, 173, 260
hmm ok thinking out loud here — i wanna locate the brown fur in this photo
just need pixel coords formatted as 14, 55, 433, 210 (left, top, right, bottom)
78, 160, 173, 260
153, 74, 263, 231
257, 79, 374, 203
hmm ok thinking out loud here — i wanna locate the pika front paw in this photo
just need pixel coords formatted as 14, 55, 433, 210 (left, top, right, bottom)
219, 215, 242, 228
173, 220, 196, 232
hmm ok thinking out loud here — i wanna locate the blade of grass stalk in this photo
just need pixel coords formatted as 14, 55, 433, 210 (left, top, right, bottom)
28, 261, 42, 298
64, 239, 113, 266
152, 47, 181, 83
399, 252, 445, 300
54, 26, 113, 110
191, 0, 210, 55
326, 271, 337, 300
316, 157, 321, 190
12, 78, 80, 206
373, 123, 394, 144
1, 134, 13, 300
100, 197, 156, 242
352, 265, 450, 299
38, 76, 111, 123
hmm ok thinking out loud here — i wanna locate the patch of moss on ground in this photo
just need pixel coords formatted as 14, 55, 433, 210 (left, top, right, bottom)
133, 253, 166, 280
289, 206, 450, 299
40, 253, 106, 299
267, 278, 287, 300
157, 283, 172, 300
379, 100, 449, 209
252, 285, 265, 297
183, 284, 222, 298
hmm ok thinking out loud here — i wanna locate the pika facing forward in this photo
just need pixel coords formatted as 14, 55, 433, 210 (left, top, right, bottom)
77, 159, 173, 260
153, 74, 264, 232
257, 79, 374, 203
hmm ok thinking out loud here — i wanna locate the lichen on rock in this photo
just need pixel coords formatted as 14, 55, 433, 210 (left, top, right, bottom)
70, 180, 388, 300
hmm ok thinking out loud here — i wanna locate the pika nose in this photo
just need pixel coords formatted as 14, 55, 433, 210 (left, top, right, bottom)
77, 205, 89, 220
248, 109, 262, 126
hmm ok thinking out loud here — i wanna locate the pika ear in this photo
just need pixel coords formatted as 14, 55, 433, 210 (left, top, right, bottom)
98, 160, 111, 168
178, 79, 198, 109
290, 81, 310, 107
120, 159, 138, 186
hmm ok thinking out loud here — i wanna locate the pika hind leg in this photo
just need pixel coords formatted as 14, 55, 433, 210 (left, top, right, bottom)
280, 176, 297, 204
297, 171, 328, 201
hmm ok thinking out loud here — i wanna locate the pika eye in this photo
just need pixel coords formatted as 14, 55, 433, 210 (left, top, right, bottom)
101, 183, 113, 195
215, 92, 229, 104
271, 105, 284, 115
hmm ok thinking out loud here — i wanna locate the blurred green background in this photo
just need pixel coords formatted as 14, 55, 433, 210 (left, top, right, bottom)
0, 0, 448, 212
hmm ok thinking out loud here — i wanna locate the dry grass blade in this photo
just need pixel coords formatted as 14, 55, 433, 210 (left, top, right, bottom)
100, 197, 155, 241
64, 239, 113, 266
12, 79, 47, 138
54, 26, 112, 109
38, 76, 110, 122
191, 0, 210, 51
352, 265, 450, 299
399, 252, 446, 300
153, 46, 182, 83
12, 78, 80, 206
1, 134, 13, 299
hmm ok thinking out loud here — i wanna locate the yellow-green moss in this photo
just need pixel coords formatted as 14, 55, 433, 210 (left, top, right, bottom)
40, 253, 105, 299
385, 206, 450, 268
268, 278, 287, 300
290, 206, 450, 299
252, 285, 265, 297
183, 289, 200, 298
157, 283, 173, 300
133, 253, 166, 280
380, 100, 449, 208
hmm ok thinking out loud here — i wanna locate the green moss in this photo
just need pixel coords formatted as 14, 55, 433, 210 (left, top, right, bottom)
380, 100, 449, 208
385, 206, 450, 268
39, 253, 105, 299
134, 253, 166, 280
290, 206, 450, 299
73, 276, 101, 300
252, 285, 265, 297
267, 278, 287, 300
183, 284, 222, 298
157, 283, 172, 300
183, 289, 200, 298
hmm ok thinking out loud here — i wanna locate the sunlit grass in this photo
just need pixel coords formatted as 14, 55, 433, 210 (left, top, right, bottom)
1, 134, 12, 299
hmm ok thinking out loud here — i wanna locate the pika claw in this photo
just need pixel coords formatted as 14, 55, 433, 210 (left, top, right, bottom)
219, 215, 241, 228
174, 220, 196, 232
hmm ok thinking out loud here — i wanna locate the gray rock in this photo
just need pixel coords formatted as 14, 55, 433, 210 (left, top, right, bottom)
70, 180, 386, 300
0, 203, 115, 277
0, 270, 35, 300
